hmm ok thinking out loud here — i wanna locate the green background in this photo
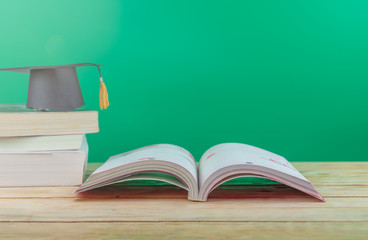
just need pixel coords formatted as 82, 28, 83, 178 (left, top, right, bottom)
0, 0, 367, 163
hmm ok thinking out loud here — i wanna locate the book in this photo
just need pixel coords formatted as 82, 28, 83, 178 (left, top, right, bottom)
76, 143, 325, 202
0, 104, 99, 137
0, 136, 88, 187
0, 134, 84, 152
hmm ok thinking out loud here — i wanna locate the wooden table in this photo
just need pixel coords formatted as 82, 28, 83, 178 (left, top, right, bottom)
0, 162, 367, 239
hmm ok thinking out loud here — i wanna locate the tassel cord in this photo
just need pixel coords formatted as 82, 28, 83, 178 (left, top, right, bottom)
97, 65, 109, 110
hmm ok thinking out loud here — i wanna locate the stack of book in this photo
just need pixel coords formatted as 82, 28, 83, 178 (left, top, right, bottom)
0, 104, 99, 187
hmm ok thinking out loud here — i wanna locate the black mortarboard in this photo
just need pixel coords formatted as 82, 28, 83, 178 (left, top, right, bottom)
0, 63, 109, 111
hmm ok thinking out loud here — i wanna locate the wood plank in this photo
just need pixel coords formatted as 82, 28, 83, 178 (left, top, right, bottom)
1, 185, 368, 199
0, 222, 368, 240
293, 162, 368, 185
0, 162, 367, 226
0, 198, 367, 222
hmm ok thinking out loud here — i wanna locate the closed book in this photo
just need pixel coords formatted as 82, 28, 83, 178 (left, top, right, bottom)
0, 134, 84, 153
0, 136, 88, 187
0, 104, 99, 137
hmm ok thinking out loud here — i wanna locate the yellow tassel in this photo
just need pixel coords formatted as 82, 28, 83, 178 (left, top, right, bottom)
99, 78, 109, 110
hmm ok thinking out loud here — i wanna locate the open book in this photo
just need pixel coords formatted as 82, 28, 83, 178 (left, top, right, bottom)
76, 143, 325, 202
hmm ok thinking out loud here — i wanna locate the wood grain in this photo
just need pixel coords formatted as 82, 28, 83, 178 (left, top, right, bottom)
0, 162, 367, 239
0, 198, 367, 222
293, 162, 368, 185
0, 185, 368, 199
0, 222, 367, 240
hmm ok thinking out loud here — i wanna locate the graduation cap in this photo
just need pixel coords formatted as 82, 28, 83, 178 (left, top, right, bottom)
0, 63, 109, 111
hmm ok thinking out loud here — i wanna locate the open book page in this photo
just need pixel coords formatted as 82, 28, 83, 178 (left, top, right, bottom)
76, 144, 199, 198
79, 172, 189, 192
198, 143, 324, 201
93, 144, 197, 176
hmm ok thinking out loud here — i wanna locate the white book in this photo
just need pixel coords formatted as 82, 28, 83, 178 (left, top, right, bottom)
76, 143, 325, 202
0, 104, 99, 137
0, 136, 88, 187
0, 134, 84, 153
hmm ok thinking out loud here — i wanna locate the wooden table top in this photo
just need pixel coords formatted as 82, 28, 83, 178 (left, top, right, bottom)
0, 162, 367, 239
